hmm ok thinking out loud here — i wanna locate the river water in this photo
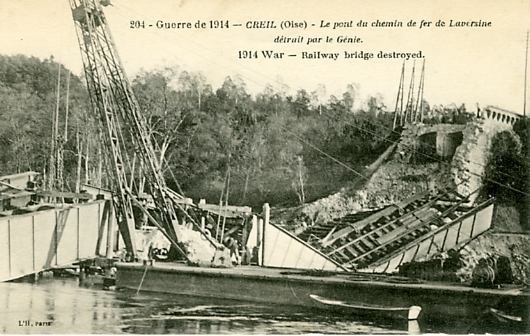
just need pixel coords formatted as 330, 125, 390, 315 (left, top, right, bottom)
0, 277, 523, 334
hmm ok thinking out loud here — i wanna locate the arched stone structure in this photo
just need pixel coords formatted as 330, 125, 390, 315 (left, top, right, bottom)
480, 106, 521, 126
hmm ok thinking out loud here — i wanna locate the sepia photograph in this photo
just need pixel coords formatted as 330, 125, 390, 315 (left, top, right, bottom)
0, 0, 529, 334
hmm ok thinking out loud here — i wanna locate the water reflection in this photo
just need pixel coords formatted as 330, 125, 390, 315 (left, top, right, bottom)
0, 277, 525, 334
0, 278, 411, 334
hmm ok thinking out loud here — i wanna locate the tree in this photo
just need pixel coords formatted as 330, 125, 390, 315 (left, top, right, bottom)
291, 156, 308, 205
310, 84, 327, 115
484, 130, 527, 205
342, 83, 359, 112
0, 55, 90, 189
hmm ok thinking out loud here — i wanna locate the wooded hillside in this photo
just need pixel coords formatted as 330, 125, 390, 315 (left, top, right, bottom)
1, 54, 526, 211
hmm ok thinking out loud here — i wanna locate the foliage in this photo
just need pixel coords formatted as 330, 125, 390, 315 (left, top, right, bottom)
0, 54, 435, 208
0, 54, 91, 191
423, 104, 475, 125
130, 71, 398, 207
484, 128, 530, 229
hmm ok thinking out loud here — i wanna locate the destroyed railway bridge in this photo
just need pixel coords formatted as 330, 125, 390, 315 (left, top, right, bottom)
0, 172, 114, 282
0, 166, 496, 283
0, 0, 519, 283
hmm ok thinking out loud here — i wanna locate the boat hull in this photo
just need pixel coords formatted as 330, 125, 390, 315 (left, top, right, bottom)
116, 262, 529, 331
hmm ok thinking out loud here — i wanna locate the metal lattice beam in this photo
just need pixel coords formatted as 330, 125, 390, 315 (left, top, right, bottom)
69, 0, 181, 258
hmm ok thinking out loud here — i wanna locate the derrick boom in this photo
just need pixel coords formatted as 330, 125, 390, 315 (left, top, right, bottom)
69, 0, 180, 258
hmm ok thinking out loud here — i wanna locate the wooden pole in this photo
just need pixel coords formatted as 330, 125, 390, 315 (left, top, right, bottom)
393, 61, 405, 130
64, 71, 70, 139
54, 66, 61, 179
403, 61, 416, 124
252, 215, 258, 246
262, 203, 270, 266
219, 167, 230, 242
58, 70, 70, 194
523, 30, 528, 116
48, 63, 61, 193
106, 200, 115, 258
417, 59, 426, 123
75, 120, 82, 193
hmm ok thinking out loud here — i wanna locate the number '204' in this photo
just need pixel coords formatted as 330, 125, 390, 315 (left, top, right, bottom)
130, 21, 145, 28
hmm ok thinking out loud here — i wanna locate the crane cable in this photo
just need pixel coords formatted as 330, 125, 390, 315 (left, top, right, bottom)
107, 1, 529, 198
319, 110, 530, 197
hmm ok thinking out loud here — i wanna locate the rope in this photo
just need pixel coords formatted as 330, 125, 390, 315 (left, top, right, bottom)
275, 122, 367, 180
288, 280, 304, 305
136, 262, 149, 295
331, 109, 530, 187
320, 111, 530, 197
108, 1, 529, 198
113, 0, 526, 190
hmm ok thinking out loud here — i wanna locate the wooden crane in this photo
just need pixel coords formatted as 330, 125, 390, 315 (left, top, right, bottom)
69, 0, 186, 259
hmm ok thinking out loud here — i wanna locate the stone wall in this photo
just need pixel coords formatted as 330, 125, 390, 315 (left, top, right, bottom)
276, 109, 522, 228
396, 123, 466, 164
452, 115, 515, 204
396, 112, 519, 205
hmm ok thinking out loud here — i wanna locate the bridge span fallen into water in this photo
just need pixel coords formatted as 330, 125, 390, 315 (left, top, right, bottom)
0, 172, 115, 282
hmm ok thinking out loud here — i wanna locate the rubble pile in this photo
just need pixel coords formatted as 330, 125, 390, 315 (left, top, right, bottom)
274, 160, 453, 231
175, 224, 217, 264
457, 233, 530, 285
272, 114, 529, 282
277, 116, 515, 222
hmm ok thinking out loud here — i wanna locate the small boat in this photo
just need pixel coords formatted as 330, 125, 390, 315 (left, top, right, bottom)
490, 308, 523, 323
309, 294, 422, 320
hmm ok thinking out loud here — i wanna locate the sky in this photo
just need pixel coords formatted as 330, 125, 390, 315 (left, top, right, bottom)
0, 0, 529, 114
